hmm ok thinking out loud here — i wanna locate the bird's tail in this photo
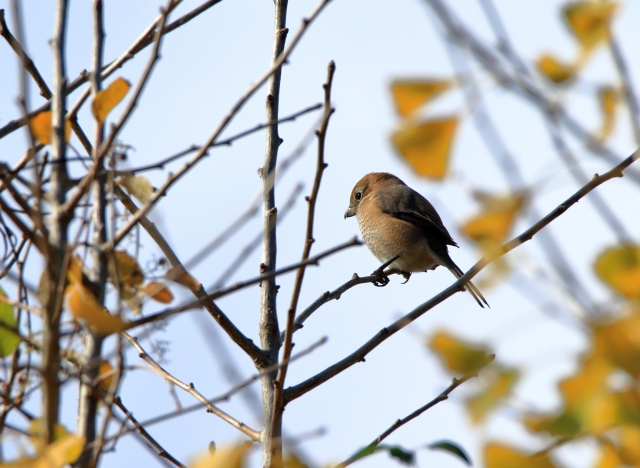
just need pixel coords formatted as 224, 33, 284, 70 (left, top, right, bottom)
445, 262, 489, 309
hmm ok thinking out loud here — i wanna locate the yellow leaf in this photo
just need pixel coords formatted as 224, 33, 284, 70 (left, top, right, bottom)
524, 342, 618, 438
191, 442, 252, 468
461, 195, 524, 247
144, 282, 174, 303
536, 54, 576, 84
28, 111, 71, 145
390, 79, 451, 116
0, 434, 85, 468
485, 444, 557, 468
598, 86, 617, 141
91, 77, 131, 125
112, 251, 144, 289
564, 2, 618, 51
467, 368, 518, 423
34, 434, 85, 468
66, 282, 127, 335
391, 118, 457, 179
429, 331, 491, 375
595, 440, 623, 468
66, 255, 84, 284
166, 267, 201, 291
619, 425, 640, 465
594, 313, 640, 377
121, 175, 154, 204
98, 361, 115, 393
29, 420, 69, 454
594, 244, 640, 300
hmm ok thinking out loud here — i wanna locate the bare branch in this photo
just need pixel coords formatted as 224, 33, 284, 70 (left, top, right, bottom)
0, 0, 226, 140
101, 0, 332, 252
271, 61, 335, 444
113, 186, 266, 364
284, 148, 640, 404
337, 354, 495, 467
113, 397, 187, 468
62, 0, 180, 218
125, 237, 361, 330
0, 9, 51, 98
122, 331, 260, 441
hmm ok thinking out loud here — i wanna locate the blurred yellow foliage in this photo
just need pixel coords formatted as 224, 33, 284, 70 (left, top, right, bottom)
390, 79, 451, 116
467, 368, 519, 424
594, 313, 640, 377
429, 331, 491, 375
121, 175, 154, 204
92, 77, 131, 125
598, 86, 618, 141
28, 110, 71, 145
461, 194, 524, 247
536, 54, 576, 84
191, 442, 251, 468
594, 244, 640, 300
594, 441, 622, 468
66, 281, 127, 335
391, 118, 457, 179
144, 282, 174, 303
563, 2, 618, 51
485, 444, 556, 468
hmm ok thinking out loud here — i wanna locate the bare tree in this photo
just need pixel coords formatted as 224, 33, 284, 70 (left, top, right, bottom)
0, 1, 639, 467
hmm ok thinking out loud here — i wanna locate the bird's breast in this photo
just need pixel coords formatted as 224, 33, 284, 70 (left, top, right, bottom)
356, 204, 440, 273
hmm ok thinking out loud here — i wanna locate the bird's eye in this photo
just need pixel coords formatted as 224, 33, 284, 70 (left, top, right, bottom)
355, 192, 362, 200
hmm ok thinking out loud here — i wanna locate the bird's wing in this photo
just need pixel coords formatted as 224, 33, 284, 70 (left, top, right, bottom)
377, 184, 459, 248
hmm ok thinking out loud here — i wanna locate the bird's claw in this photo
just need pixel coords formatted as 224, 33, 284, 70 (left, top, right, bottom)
372, 270, 390, 287
370, 254, 400, 287
400, 272, 411, 284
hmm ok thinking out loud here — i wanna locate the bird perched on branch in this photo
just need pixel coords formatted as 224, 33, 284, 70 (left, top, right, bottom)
344, 172, 488, 308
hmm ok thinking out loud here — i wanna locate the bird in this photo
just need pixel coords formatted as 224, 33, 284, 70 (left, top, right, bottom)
344, 172, 488, 308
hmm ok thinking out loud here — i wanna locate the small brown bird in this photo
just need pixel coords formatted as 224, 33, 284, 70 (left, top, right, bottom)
344, 172, 488, 308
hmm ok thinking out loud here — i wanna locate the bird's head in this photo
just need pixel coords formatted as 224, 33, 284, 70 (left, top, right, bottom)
344, 172, 402, 219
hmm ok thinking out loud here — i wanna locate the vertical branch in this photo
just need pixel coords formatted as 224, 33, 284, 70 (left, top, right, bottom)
75, 1, 105, 465
259, 0, 288, 465
42, 0, 70, 444
609, 36, 640, 145
270, 61, 335, 453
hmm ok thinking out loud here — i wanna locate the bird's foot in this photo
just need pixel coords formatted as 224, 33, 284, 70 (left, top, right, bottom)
400, 272, 411, 284
371, 255, 400, 287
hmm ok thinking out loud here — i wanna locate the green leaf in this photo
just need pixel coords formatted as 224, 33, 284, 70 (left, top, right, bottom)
385, 446, 415, 465
348, 444, 415, 465
0, 286, 20, 357
428, 440, 472, 466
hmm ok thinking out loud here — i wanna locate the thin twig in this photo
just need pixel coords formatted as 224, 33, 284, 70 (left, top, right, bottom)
0, 0, 226, 140
102, 336, 327, 443
122, 331, 260, 441
108, 103, 321, 177
62, 0, 180, 218
207, 182, 304, 291
337, 355, 495, 467
0, 9, 51, 98
124, 237, 361, 330
424, 0, 640, 185
113, 186, 266, 364
609, 35, 640, 145
113, 397, 187, 468
184, 117, 321, 271
284, 148, 640, 404
271, 61, 335, 443
100, 0, 332, 252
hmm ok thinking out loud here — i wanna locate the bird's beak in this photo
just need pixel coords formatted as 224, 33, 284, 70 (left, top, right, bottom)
344, 206, 356, 219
